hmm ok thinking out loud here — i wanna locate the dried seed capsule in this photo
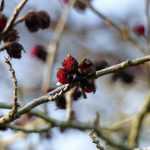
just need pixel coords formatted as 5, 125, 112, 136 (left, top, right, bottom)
55, 95, 66, 109
37, 11, 50, 29
24, 11, 39, 32
31, 45, 47, 62
6, 42, 23, 59
3, 29, 19, 42
112, 70, 134, 84
82, 79, 96, 93
79, 58, 96, 76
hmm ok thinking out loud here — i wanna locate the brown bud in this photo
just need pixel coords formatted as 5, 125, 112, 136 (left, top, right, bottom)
25, 11, 39, 32
3, 29, 19, 42
6, 42, 23, 59
37, 11, 50, 29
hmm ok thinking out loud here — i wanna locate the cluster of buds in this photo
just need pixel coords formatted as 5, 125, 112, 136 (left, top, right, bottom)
0, 3, 50, 59
24, 11, 51, 32
57, 54, 96, 102
0, 10, 23, 58
62, 0, 92, 11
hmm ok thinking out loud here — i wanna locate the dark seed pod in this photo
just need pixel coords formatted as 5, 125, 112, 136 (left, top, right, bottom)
24, 11, 39, 32
31, 45, 47, 62
55, 95, 66, 109
74, 1, 87, 11
0, 125, 7, 130
82, 79, 96, 93
112, 70, 135, 84
79, 58, 96, 77
6, 42, 23, 59
94, 60, 109, 71
37, 11, 50, 29
72, 87, 82, 101
3, 29, 19, 42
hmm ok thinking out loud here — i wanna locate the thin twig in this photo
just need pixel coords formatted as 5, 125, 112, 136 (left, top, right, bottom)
128, 94, 150, 148
29, 111, 131, 150
80, 0, 147, 53
42, 0, 76, 93
96, 55, 150, 78
0, 0, 5, 12
41, 0, 77, 114
3, 0, 28, 34
6, 124, 51, 133
146, 0, 150, 42
14, 16, 26, 26
89, 131, 105, 150
0, 58, 18, 125
66, 88, 75, 121
89, 113, 105, 150
0, 55, 150, 125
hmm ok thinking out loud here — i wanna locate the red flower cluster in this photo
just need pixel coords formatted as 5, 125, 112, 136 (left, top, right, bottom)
57, 54, 96, 96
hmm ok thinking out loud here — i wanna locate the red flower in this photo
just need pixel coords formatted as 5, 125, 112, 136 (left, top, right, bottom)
0, 14, 7, 32
57, 68, 69, 84
62, 54, 78, 72
133, 25, 145, 36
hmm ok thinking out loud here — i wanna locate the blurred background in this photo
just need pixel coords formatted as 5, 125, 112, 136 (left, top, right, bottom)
0, 0, 150, 149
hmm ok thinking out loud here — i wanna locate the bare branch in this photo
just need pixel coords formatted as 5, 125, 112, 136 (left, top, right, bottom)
3, 0, 28, 34
128, 94, 150, 148
0, 0, 5, 12
6, 124, 51, 134
41, 0, 77, 114
0, 58, 19, 125
96, 55, 150, 78
42, 0, 77, 93
80, 0, 147, 53
89, 131, 105, 150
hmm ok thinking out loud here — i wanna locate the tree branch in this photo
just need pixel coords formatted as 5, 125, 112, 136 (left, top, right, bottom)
6, 124, 51, 133
0, 58, 19, 125
128, 94, 150, 148
3, 0, 28, 34
96, 55, 150, 78
80, 0, 147, 53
